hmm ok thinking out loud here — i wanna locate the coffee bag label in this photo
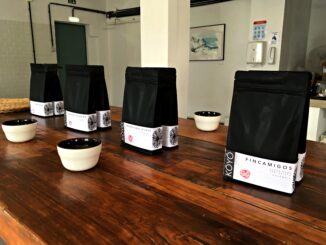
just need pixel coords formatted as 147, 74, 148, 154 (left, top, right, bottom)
54, 101, 64, 116
30, 101, 54, 117
163, 125, 178, 148
296, 152, 305, 182
224, 149, 297, 194
224, 150, 235, 178
121, 122, 125, 142
123, 122, 163, 151
65, 110, 97, 132
97, 110, 111, 128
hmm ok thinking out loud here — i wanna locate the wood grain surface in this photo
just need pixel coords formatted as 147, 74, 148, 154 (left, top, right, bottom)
310, 98, 326, 109
0, 107, 325, 245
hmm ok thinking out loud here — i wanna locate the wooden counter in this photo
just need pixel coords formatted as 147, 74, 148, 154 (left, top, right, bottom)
310, 98, 326, 109
0, 108, 325, 244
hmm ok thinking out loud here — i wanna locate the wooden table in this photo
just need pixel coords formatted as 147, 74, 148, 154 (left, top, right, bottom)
0, 108, 325, 244
310, 98, 326, 109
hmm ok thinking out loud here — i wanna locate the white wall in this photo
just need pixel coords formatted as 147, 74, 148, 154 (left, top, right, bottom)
0, 0, 107, 23
141, 0, 170, 67
280, 0, 312, 71
0, 0, 109, 98
188, 0, 250, 119
106, 22, 141, 106
107, 0, 140, 10
105, 0, 141, 107
1, 0, 313, 112
168, 0, 190, 118
307, 107, 326, 141
106, 0, 141, 106
105, 0, 287, 117
306, 0, 326, 75
0, 19, 32, 97
140, 0, 190, 118
247, 0, 286, 71
188, 0, 292, 119
305, 0, 326, 142
106, 0, 140, 22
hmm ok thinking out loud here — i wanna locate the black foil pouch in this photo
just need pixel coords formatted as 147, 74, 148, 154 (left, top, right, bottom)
29, 64, 64, 117
296, 78, 311, 182
224, 71, 311, 194
64, 65, 97, 132
121, 67, 169, 154
89, 66, 111, 129
160, 69, 178, 148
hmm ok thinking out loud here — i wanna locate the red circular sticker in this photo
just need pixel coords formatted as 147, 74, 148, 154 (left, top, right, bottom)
240, 169, 251, 179
128, 135, 133, 142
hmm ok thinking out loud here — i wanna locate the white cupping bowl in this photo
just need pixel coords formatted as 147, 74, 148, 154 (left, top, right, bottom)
194, 111, 221, 131
1, 119, 37, 142
57, 138, 102, 171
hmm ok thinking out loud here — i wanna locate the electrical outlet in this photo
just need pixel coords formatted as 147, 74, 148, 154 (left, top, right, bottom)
246, 41, 265, 64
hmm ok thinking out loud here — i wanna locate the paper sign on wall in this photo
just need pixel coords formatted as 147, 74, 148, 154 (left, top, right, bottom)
271, 32, 278, 45
253, 20, 267, 41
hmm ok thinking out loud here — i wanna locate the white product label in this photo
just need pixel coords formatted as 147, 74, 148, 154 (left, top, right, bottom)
65, 110, 97, 132
30, 101, 54, 117
123, 122, 163, 151
97, 110, 111, 128
163, 125, 178, 147
54, 101, 64, 115
296, 152, 305, 182
224, 150, 296, 194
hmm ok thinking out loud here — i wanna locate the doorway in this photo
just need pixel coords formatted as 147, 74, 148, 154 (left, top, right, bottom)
55, 22, 88, 95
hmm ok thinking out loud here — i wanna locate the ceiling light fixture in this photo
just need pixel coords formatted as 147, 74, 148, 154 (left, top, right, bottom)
68, 8, 80, 23
68, 16, 80, 22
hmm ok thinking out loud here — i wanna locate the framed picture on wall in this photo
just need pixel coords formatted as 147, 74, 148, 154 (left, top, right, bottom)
190, 24, 225, 61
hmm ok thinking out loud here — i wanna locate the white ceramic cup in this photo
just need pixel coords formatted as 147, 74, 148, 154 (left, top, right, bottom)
194, 111, 221, 131
57, 138, 102, 171
1, 119, 37, 142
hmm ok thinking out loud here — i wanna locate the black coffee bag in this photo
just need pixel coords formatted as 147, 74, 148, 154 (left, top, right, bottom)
50, 67, 64, 116
89, 66, 111, 129
160, 69, 178, 148
296, 78, 311, 181
64, 65, 97, 132
122, 67, 167, 154
29, 64, 64, 117
224, 71, 311, 194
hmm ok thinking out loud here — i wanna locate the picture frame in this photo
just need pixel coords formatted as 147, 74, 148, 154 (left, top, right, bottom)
190, 24, 225, 61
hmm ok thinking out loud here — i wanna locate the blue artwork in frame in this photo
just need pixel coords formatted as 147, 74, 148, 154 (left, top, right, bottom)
190, 24, 225, 61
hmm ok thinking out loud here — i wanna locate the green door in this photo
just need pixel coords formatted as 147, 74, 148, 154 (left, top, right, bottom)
55, 22, 87, 96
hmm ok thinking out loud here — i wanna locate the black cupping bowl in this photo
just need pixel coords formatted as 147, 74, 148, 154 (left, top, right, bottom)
194, 111, 221, 117
58, 138, 102, 150
2, 119, 37, 126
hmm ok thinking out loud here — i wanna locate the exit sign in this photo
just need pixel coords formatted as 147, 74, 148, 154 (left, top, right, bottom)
68, 0, 76, 4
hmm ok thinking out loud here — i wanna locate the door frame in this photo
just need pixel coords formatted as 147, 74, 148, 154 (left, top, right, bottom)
54, 21, 89, 64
